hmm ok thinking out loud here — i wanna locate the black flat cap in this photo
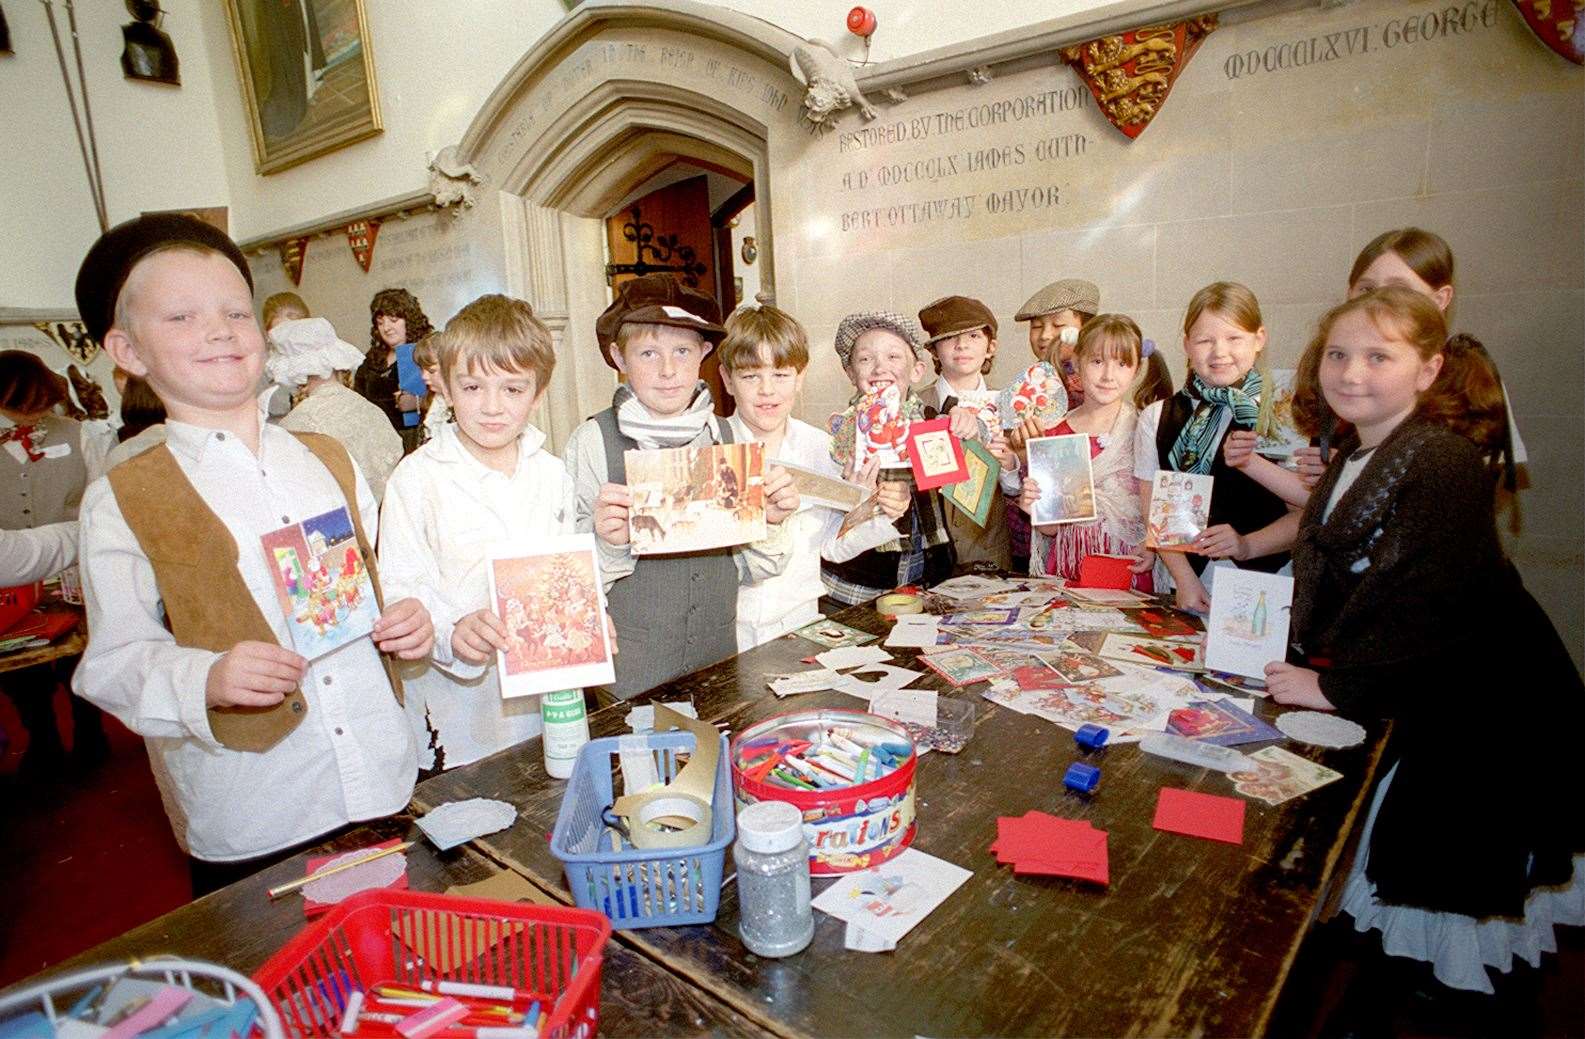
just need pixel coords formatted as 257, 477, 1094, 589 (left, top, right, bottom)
75, 213, 253, 345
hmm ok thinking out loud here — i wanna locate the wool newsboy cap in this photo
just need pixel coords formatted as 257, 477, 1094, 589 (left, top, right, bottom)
75, 213, 254, 345
918, 295, 998, 345
833, 311, 929, 367
595, 274, 725, 368
1014, 279, 1100, 322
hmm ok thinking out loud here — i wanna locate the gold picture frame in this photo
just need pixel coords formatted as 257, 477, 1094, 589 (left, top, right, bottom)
222, 0, 382, 175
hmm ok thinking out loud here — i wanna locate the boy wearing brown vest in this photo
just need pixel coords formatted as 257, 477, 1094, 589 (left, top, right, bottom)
70, 215, 433, 895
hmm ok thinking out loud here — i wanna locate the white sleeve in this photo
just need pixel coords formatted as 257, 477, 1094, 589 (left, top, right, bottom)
0, 521, 78, 585
821, 511, 899, 564
375, 463, 481, 679
71, 481, 222, 746
79, 419, 118, 484
566, 422, 635, 590
735, 519, 793, 583
1133, 400, 1164, 481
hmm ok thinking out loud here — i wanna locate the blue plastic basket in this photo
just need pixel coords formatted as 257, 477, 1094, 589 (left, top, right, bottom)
549, 730, 734, 930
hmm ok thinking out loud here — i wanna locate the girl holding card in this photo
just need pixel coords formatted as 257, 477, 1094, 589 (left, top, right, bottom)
1015, 316, 1151, 589
1274, 286, 1581, 1024
1134, 283, 1294, 612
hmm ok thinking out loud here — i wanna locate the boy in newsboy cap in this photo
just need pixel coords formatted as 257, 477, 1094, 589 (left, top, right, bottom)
71, 213, 431, 895
917, 295, 1018, 570
564, 273, 799, 699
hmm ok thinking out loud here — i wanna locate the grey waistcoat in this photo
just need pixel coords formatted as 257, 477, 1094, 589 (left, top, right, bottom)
594, 408, 740, 700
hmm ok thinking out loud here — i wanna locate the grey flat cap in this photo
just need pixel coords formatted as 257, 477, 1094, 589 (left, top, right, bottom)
834, 311, 930, 366
1015, 279, 1100, 321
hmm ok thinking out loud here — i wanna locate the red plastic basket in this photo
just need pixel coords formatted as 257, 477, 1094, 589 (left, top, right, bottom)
253, 889, 611, 1038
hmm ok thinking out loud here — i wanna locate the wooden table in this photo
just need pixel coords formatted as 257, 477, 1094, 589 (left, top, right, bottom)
3, 598, 1388, 1037
416, 601, 1392, 1038
17, 816, 773, 1038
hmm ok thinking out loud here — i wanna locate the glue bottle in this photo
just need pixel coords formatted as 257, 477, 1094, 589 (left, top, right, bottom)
541, 689, 590, 780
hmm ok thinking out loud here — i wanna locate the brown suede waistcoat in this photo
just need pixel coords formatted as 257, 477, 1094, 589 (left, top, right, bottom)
106, 431, 402, 753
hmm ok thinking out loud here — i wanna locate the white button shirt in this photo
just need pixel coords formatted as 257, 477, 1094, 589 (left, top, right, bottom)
73, 419, 417, 862
378, 422, 576, 769
728, 415, 898, 651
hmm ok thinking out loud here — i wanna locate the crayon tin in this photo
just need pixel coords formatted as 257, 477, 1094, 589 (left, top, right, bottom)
731, 709, 917, 875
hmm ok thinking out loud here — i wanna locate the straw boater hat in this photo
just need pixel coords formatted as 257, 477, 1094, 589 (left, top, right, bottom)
833, 311, 930, 366
595, 274, 726, 368
266, 318, 366, 387
1014, 279, 1100, 322
918, 295, 998, 345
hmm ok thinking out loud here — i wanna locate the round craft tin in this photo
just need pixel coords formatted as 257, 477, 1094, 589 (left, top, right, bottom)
731, 708, 917, 875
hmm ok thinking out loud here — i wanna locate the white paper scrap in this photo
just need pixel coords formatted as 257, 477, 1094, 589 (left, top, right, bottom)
870, 688, 939, 727
885, 616, 940, 648
816, 644, 893, 670
844, 921, 898, 952
625, 700, 698, 733
417, 797, 518, 851
812, 848, 972, 945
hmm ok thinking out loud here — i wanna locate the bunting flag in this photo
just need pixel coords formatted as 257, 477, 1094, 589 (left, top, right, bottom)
31, 321, 98, 365
346, 218, 382, 272
1061, 15, 1217, 140
280, 236, 309, 286
1509, 0, 1584, 63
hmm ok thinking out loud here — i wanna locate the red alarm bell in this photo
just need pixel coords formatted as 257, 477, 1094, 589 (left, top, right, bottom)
847, 6, 877, 38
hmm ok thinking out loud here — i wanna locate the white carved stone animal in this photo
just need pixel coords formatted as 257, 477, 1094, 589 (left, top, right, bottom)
790, 40, 879, 131
428, 145, 482, 211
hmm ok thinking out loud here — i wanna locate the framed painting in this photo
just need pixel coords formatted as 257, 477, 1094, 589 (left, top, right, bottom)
222, 0, 382, 175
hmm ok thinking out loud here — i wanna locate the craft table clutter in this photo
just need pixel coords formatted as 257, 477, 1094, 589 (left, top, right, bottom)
3, 573, 1390, 1038
410, 577, 1392, 1038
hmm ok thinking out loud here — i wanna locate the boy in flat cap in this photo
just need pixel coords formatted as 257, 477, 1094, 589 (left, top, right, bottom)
565, 273, 799, 699
822, 312, 984, 604
71, 214, 432, 895
917, 295, 1018, 570
1007, 278, 1099, 571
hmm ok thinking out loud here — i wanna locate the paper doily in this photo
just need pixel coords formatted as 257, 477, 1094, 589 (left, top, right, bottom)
302, 847, 408, 905
1275, 711, 1366, 749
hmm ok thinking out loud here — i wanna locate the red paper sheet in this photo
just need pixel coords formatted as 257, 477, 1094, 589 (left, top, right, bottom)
993, 812, 1110, 885
1152, 787, 1246, 845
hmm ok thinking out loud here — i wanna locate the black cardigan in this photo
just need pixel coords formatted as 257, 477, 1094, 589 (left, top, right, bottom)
1291, 417, 1583, 917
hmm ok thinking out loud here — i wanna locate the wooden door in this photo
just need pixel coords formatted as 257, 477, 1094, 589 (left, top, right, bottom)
605, 176, 731, 415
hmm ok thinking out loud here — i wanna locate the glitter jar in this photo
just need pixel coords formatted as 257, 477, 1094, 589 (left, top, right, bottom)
734, 800, 814, 957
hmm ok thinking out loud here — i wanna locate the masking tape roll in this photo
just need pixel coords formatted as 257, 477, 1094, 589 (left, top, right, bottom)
618, 792, 713, 850
877, 593, 923, 617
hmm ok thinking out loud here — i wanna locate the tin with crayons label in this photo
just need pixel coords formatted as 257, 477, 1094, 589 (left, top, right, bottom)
731, 709, 918, 875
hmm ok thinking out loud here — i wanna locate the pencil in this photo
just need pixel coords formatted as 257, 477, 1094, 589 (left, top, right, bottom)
266, 841, 414, 899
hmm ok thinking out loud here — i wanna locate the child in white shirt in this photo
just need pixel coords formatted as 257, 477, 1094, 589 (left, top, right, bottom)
379, 294, 577, 769
72, 214, 431, 894
718, 304, 901, 650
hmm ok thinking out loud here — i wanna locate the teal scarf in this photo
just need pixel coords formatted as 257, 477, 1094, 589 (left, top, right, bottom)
1166, 369, 1263, 474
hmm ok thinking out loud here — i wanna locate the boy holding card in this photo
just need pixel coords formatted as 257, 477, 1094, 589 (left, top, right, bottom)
823, 313, 982, 605
71, 214, 431, 894
718, 302, 902, 649
379, 294, 580, 769
917, 295, 1019, 569
566, 274, 799, 698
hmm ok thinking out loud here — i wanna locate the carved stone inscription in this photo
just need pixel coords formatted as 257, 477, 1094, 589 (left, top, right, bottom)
828, 85, 1093, 236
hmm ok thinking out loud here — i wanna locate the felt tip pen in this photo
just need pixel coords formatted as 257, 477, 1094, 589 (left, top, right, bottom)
855, 748, 870, 782
339, 991, 366, 1035
420, 981, 516, 1002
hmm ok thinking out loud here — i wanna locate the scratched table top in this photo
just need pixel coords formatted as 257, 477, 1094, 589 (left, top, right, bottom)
8, 816, 774, 1038
414, 598, 1392, 1039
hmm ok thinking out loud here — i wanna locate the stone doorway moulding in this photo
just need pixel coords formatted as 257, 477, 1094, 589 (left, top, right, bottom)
444, 0, 802, 446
